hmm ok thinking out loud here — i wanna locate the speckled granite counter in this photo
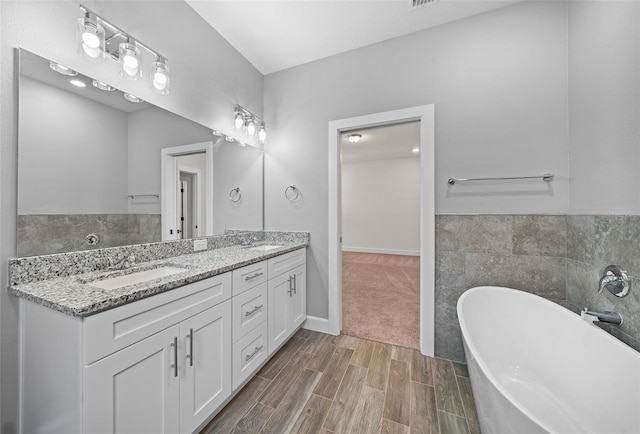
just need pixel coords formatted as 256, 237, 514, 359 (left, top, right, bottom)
8, 231, 308, 317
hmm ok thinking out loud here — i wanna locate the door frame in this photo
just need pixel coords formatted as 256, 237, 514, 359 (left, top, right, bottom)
161, 142, 213, 240
327, 105, 435, 356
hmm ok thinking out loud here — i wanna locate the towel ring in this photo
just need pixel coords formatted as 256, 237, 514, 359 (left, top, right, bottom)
285, 184, 299, 201
229, 187, 241, 203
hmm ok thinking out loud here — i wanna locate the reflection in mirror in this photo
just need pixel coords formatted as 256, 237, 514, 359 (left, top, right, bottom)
17, 49, 263, 257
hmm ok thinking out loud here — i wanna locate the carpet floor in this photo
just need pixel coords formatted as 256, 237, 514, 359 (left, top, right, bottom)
342, 252, 420, 350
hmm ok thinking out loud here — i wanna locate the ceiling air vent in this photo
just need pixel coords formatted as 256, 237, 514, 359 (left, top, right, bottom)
410, 0, 438, 9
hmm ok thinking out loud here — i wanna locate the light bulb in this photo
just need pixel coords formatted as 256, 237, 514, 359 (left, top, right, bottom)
77, 16, 105, 61
246, 118, 256, 136
348, 134, 362, 143
234, 112, 244, 129
69, 79, 86, 88
49, 62, 78, 76
258, 125, 266, 143
150, 59, 170, 94
119, 42, 141, 80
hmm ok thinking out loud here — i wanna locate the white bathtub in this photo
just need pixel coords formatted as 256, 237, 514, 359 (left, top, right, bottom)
457, 286, 640, 434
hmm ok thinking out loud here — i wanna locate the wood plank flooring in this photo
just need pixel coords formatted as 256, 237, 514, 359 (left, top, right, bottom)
200, 331, 479, 434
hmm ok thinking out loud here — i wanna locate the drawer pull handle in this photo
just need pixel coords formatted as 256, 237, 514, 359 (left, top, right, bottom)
186, 328, 194, 367
170, 337, 178, 377
245, 345, 264, 362
245, 305, 264, 317
245, 272, 264, 281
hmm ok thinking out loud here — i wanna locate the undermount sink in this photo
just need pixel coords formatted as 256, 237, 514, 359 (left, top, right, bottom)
88, 266, 188, 290
250, 244, 282, 251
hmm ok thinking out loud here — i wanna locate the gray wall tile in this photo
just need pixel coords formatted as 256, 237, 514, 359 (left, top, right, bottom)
465, 253, 565, 301
566, 215, 595, 263
512, 215, 566, 257
435, 215, 512, 254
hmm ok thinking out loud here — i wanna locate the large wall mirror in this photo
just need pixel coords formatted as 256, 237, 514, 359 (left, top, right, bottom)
17, 49, 263, 257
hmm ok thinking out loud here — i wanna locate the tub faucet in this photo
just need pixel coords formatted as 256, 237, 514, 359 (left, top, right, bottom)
581, 308, 623, 325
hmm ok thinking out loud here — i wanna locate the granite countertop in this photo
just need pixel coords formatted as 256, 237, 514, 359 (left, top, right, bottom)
9, 241, 307, 318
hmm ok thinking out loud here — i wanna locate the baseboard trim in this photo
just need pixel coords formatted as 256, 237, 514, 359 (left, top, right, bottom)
342, 246, 420, 256
303, 315, 333, 335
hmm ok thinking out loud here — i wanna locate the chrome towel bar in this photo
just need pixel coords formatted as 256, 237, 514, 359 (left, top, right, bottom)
447, 173, 554, 185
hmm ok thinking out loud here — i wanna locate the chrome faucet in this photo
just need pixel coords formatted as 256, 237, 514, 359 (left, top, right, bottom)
598, 265, 632, 298
581, 308, 623, 325
109, 255, 136, 270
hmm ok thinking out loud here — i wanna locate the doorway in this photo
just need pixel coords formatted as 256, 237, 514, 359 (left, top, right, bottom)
340, 122, 421, 349
161, 142, 214, 241
327, 105, 435, 356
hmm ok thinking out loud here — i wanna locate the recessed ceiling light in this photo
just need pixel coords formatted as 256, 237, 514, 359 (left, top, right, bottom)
92, 79, 115, 91
123, 93, 143, 103
49, 62, 78, 76
69, 79, 86, 88
348, 134, 362, 143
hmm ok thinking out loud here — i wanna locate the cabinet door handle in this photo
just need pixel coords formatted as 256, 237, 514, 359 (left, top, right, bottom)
288, 276, 293, 296
245, 345, 264, 362
245, 272, 263, 281
245, 305, 264, 317
186, 328, 194, 367
170, 336, 178, 377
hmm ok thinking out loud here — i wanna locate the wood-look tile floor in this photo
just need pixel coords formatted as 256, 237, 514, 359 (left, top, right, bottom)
200, 330, 480, 434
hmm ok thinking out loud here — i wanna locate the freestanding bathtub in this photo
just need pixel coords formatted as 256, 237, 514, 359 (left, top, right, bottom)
457, 286, 640, 434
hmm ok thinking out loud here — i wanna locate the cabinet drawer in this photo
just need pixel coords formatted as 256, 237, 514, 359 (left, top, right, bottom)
267, 248, 306, 279
232, 260, 268, 296
84, 273, 232, 364
232, 283, 268, 343
232, 321, 268, 390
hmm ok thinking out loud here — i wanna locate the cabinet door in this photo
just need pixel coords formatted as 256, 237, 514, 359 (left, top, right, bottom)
180, 300, 232, 434
267, 272, 291, 354
85, 325, 180, 434
289, 264, 307, 329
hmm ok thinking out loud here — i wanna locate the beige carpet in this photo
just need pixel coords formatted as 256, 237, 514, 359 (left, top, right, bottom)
342, 251, 420, 350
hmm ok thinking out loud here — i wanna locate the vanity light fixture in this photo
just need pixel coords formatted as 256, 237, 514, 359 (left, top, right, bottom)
123, 93, 143, 103
78, 5, 170, 93
49, 62, 78, 76
348, 134, 362, 143
92, 79, 115, 91
233, 105, 267, 144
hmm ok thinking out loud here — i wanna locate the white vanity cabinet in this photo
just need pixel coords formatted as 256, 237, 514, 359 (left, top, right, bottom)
18, 247, 307, 434
19, 273, 232, 434
267, 249, 307, 354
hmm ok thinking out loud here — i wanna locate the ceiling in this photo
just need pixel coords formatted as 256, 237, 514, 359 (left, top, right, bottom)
341, 121, 420, 163
20, 50, 151, 113
186, 0, 520, 75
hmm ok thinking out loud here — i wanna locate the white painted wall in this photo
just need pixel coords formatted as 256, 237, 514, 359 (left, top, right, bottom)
568, 1, 640, 214
342, 157, 420, 254
264, 1, 569, 318
213, 142, 264, 234
18, 77, 128, 214
127, 105, 213, 215
0, 1, 263, 430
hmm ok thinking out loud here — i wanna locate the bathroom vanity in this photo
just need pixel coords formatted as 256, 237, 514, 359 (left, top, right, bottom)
9, 233, 308, 434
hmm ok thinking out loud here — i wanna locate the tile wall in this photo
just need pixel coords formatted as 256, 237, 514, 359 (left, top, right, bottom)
565, 215, 640, 352
436, 214, 640, 362
17, 214, 161, 257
